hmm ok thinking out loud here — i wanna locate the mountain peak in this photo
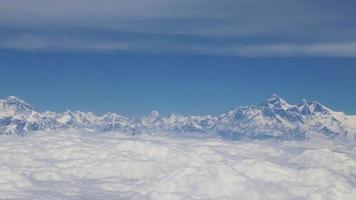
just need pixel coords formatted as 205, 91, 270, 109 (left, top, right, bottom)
4, 96, 27, 103
1, 96, 34, 112
0, 95, 354, 140
102, 112, 121, 118
266, 94, 284, 102
262, 94, 291, 110
298, 99, 329, 114
270, 93, 281, 99
149, 110, 160, 117
141, 110, 164, 126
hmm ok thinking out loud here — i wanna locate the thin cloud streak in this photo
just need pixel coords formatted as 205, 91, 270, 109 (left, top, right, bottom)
1, 0, 356, 56
1, 33, 356, 57
234, 43, 356, 57
0, 34, 131, 52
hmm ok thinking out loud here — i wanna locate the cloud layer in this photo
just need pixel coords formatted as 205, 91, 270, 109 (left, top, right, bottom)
1, 0, 356, 56
0, 131, 355, 199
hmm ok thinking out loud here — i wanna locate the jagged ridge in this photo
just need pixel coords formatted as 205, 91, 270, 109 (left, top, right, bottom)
0, 95, 355, 140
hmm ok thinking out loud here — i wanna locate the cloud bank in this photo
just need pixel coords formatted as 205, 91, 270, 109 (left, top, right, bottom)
0, 131, 355, 199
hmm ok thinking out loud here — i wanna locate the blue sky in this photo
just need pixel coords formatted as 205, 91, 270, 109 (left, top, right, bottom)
1, 51, 355, 116
0, 1, 356, 115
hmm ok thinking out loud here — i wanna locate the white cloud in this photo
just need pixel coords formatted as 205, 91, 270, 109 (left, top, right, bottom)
0, 131, 355, 199
235, 43, 356, 57
1, 33, 356, 57
0, 33, 131, 52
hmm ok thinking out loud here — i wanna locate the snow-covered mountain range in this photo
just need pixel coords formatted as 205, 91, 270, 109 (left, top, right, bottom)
1, 95, 355, 140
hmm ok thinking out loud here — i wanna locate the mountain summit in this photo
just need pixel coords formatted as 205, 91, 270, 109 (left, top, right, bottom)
262, 94, 292, 110
0, 96, 34, 114
0, 95, 355, 140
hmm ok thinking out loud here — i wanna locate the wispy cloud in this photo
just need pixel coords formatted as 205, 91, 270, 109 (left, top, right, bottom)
2, 33, 356, 57
1, 0, 356, 56
234, 43, 356, 57
0, 34, 131, 52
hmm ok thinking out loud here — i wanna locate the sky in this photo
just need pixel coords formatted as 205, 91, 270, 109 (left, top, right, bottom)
0, 0, 356, 116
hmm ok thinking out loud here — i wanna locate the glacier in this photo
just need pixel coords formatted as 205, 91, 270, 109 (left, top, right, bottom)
0, 131, 355, 200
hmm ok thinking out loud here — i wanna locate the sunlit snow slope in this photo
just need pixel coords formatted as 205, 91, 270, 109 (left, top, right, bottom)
0, 131, 355, 200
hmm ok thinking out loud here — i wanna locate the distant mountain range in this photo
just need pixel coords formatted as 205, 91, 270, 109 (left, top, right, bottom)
1, 95, 355, 140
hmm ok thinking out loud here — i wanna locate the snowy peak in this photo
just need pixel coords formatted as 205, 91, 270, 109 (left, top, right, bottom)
2, 96, 32, 106
215, 94, 356, 140
70, 111, 101, 128
101, 112, 126, 121
266, 94, 284, 102
101, 112, 136, 133
56, 111, 81, 127
0, 96, 34, 114
144, 110, 163, 123
261, 94, 291, 110
0, 95, 355, 140
150, 110, 160, 118
298, 99, 329, 115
